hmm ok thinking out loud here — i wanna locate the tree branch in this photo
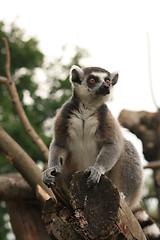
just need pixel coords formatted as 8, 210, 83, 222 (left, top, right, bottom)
0, 173, 50, 204
118, 109, 160, 162
0, 76, 7, 83
2, 37, 49, 161
0, 173, 35, 201
144, 160, 160, 169
3, 37, 11, 81
0, 125, 55, 203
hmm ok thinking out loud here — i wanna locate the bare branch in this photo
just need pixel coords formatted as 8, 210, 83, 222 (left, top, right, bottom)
3, 37, 12, 81
0, 126, 56, 203
0, 76, 7, 83
36, 185, 50, 205
144, 160, 160, 169
0, 173, 35, 201
2, 37, 49, 161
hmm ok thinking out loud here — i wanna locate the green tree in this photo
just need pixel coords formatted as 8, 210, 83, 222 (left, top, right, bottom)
0, 20, 88, 240
0, 20, 45, 170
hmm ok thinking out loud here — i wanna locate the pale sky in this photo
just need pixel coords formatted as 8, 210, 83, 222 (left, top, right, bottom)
1, 0, 160, 115
1, 0, 160, 154
1, 1, 160, 104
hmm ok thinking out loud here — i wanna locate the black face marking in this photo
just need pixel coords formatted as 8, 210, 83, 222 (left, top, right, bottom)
87, 75, 100, 88
96, 82, 110, 96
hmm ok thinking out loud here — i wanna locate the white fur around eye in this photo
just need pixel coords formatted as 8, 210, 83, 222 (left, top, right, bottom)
91, 72, 109, 82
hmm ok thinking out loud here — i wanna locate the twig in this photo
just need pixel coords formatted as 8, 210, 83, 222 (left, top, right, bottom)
144, 160, 160, 169
143, 193, 157, 200
3, 37, 11, 81
2, 37, 49, 161
0, 76, 7, 83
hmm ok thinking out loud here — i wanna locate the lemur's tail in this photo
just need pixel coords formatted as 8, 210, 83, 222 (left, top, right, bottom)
132, 206, 160, 239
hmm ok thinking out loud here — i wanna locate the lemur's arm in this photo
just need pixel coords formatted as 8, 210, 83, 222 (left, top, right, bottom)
85, 113, 123, 187
43, 140, 67, 187
95, 140, 122, 173
43, 109, 68, 187
48, 140, 67, 168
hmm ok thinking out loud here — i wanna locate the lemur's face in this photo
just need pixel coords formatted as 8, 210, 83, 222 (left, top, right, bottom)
70, 65, 118, 103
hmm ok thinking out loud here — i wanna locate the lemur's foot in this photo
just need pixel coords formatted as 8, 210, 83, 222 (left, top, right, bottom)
84, 166, 101, 188
42, 166, 60, 188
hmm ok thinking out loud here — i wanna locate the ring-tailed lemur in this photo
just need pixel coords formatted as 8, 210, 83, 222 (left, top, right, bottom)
43, 65, 160, 239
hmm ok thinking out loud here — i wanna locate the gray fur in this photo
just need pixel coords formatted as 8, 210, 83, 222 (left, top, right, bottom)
43, 65, 143, 210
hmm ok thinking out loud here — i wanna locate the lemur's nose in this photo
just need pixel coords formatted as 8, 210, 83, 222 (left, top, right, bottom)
102, 83, 109, 89
98, 83, 110, 95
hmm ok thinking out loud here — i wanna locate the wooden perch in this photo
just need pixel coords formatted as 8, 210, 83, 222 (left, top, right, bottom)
42, 172, 146, 240
1, 37, 49, 161
0, 125, 54, 203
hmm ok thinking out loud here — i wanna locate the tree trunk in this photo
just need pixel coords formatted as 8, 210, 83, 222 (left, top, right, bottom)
0, 173, 51, 240
6, 201, 51, 240
42, 172, 146, 240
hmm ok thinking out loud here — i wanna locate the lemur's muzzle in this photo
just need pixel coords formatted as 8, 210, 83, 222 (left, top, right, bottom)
96, 83, 110, 96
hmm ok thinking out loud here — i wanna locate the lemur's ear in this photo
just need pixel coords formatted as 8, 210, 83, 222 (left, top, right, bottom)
111, 72, 119, 86
70, 65, 84, 84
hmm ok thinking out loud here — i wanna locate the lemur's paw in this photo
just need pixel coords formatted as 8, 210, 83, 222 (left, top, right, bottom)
84, 166, 101, 188
42, 166, 60, 188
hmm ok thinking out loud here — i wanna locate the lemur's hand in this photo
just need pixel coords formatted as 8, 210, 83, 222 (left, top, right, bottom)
42, 166, 60, 188
84, 166, 101, 188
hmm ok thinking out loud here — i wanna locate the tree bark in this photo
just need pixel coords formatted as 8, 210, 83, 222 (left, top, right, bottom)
0, 173, 51, 240
118, 109, 160, 162
0, 126, 54, 202
0, 173, 35, 200
42, 172, 146, 240
6, 201, 51, 240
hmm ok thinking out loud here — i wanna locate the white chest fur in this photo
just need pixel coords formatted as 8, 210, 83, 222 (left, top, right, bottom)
67, 105, 99, 170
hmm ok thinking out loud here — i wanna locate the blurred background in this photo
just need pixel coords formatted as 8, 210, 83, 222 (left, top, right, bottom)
1, 0, 160, 239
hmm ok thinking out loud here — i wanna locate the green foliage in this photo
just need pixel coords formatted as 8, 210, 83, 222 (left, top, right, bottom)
0, 21, 44, 75
142, 171, 159, 220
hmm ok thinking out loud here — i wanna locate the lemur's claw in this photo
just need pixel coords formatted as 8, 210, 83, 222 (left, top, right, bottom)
42, 166, 60, 188
84, 166, 101, 188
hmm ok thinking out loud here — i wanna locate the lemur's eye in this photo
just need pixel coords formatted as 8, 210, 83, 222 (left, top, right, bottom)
105, 79, 110, 85
89, 78, 95, 84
